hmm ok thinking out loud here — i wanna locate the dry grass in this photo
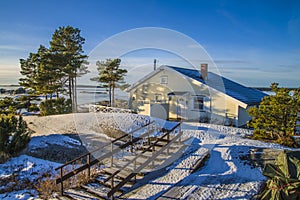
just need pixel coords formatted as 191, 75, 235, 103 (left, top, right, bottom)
99, 124, 127, 139
0, 170, 32, 194
35, 176, 58, 200
0, 151, 11, 164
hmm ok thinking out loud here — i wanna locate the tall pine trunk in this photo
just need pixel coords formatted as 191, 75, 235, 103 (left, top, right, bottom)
68, 75, 72, 100
108, 85, 112, 107
74, 76, 77, 112
71, 77, 76, 113
112, 85, 115, 107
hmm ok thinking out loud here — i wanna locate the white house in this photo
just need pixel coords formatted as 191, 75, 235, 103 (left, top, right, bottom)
126, 64, 267, 127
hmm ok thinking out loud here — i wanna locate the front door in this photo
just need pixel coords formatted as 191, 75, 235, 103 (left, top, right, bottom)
177, 97, 187, 120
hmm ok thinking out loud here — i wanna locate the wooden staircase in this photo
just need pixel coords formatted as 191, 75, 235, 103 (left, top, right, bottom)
55, 121, 185, 200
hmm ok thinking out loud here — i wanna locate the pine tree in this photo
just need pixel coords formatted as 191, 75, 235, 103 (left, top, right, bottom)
19, 52, 39, 92
19, 26, 88, 112
49, 26, 88, 112
19, 45, 59, 99
36, 45, 62, 99
90, 58, 128, 107
248, 83, 300, 147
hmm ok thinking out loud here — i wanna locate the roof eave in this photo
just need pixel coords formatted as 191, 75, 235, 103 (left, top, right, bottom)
125, 66, 166, 92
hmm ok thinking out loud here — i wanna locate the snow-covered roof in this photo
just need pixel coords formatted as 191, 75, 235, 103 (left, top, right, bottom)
127, 65, 267, 105
168, 66, 268, 105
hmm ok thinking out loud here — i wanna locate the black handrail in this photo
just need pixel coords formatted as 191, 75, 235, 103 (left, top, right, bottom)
55, 121, 154, 170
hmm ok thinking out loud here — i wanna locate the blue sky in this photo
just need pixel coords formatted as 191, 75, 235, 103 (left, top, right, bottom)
0, 0, 299, 87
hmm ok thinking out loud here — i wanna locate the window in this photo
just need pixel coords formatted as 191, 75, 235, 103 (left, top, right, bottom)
154, 94, 162, 102
160, 76, 168, 84
193, 96, 204, 110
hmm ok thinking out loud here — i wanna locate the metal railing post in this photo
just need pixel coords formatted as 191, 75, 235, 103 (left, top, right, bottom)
130, 133, 133, 154
152, 142, 155, 168
147, 126, 150, 145
111, 142, 113, 167
134, 158, 137, 182
179, 124, 182, 143
87, 154, 91, 178
167, 132, 170, 155
60, 167, 64, 196
111, 175, 114, 200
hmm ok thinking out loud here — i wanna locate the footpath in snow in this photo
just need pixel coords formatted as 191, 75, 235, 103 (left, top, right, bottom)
125, 146, 209, 199
125, 122, 288, 200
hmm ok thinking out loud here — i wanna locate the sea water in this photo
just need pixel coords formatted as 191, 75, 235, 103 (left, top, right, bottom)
76, 86, 128, 105
0, 85, 129, 105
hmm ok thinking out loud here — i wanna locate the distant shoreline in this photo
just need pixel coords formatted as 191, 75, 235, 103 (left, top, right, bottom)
252, 87, 298, 91
0, 85, 297, 91
0, 84, 19, 87
0, 84, 105, 88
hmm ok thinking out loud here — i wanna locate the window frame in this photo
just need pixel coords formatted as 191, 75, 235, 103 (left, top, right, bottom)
154, 93, 162, 102
160, 76, 168, 84
192, 95, 204, 110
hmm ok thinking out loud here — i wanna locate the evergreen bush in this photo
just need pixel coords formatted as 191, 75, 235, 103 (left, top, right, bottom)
39, 98, 72, 116
248, 83, 300, 148
0, 114, 31, 162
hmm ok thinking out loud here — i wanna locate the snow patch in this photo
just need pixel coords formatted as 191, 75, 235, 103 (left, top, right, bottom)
28, 134, 81, 151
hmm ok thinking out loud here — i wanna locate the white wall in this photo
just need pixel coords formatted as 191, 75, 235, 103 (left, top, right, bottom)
129, 68, 250, 125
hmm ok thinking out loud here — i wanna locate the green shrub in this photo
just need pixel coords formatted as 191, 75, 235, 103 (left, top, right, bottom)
0, 97, 17, 115
0, 114, 31, 162
248, 83, 300, 148
28, 104, 39, 112
39, 98, 72, 116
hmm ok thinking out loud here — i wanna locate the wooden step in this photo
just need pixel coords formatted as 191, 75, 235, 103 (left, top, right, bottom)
112, 163, 146, 178
139, 151, 171, 161
102, 166, 132, 180
57, 195, 73, 200
110, 158, 136, 170
136, 146, 154, 152
95, 176, 113, 188
138, 144, 162, 151
121, 155, 150, 166
64, 188, 99, 200
95, 175, 133, 192
81, 183, 110, 199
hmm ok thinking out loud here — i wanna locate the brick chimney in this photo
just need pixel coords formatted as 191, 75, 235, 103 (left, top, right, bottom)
201, 63, 208, 81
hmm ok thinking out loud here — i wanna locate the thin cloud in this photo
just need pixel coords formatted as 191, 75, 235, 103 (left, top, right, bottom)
15, 23, 53, 32
0, 31, 48, 47
224, 66, 260, 71
260, 64, 300, 73
217, 9, 240, 27
214, 59, 251, 64
0, 45, 30, 51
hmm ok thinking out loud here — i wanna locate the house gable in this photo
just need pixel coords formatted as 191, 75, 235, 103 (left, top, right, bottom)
127, 65, 267, 108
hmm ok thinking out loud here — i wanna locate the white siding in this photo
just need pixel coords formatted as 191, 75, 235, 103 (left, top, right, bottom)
129, 67, 251, 125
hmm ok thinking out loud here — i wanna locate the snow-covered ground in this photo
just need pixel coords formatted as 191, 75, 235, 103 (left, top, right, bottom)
125, 123, 288, 200
166, 128, 284, 199
126, 145, 209, 199
0, 113, 296, 199
0, 155, 61, 200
